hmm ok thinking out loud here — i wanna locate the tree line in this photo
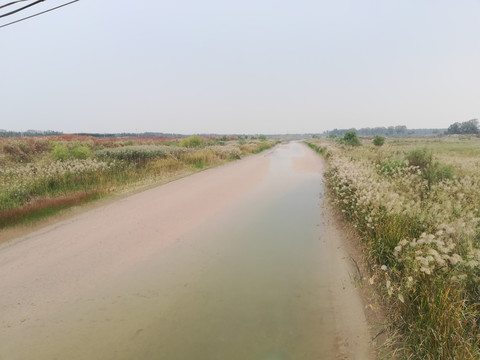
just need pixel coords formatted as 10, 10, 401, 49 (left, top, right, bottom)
322, 126, 445, 137
445, 119, 479, 135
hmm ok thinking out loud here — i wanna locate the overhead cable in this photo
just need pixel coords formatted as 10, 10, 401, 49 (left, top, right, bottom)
0, 0, 31, 10
0, 0, 78, 29
0, 0, 45, 18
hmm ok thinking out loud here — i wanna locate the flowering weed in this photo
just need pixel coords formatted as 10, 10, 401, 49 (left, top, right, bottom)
0, 137, 277, 228
310, 137, 480, 358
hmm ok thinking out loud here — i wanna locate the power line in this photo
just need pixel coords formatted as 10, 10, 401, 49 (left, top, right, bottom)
0, 0, 31, 10
0, 0, 45, 19
0, 0, 78, 28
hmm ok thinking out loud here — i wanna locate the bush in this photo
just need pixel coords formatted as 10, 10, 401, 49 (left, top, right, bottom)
405, 148, 455, 187
406, 148, 432, 170
51, 142, 91, 161
51, 143, 70, 161
1, 139, 51, 162
179, 136, 204, 148
424, 162, 454, 185
70, 144, 91, 159
95, 145, 181, 165
373, 135, 385, 146
341, 131, 361, 146
378, 159, 407, 175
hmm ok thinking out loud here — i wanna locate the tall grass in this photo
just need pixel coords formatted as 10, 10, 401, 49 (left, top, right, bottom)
0, 136, 277, 228
312, 137, 480, 358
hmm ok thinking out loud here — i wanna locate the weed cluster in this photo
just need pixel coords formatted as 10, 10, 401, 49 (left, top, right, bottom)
0, 136, 277, 228
314, 138, 480, 358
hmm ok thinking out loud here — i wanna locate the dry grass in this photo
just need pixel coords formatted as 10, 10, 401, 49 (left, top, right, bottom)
0, 136, 278, 228
308, 137, 480, 359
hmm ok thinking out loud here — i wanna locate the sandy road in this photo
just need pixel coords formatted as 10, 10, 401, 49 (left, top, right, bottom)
0, 142, 374, 360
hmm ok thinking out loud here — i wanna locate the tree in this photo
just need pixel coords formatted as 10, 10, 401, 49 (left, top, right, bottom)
446, 119, 478, 135
395, 125, 407, 134
460, 119, 479, 134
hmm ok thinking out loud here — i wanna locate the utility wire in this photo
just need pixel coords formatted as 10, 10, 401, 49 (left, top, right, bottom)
0, 0, 45, 18
0, 0, 78, 29
0, 0, 31, 10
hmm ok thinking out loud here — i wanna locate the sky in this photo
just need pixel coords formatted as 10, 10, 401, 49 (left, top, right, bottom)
0, 0, 479, 134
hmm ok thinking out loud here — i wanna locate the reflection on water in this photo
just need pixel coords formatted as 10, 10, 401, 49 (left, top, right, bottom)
5, 143, 336, 360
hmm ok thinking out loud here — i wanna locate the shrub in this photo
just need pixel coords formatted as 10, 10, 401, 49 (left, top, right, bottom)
373, 135, 385, 146
1, 139, 51, 162
406, 148, 432, 170
51, 143, 70, 161
95, 145, 183, 165
405, 148, 454, 187
378, 159, 407, 175
179, 136, 204, 148
70, 143, 91, 159
341, 131, 361, 146
424, 162, 454, 185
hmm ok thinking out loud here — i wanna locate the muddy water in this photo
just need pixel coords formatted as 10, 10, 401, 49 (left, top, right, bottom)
0, 143, 371, 359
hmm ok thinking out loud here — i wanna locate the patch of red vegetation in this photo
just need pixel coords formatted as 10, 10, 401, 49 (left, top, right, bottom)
121, 136, 177, 141
0, 191, 101, 228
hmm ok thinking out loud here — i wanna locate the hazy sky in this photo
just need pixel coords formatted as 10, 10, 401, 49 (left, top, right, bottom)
1, 0, 479, 134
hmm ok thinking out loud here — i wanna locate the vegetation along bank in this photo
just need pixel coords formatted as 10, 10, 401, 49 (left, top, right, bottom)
0, 135, 277, 229
308, 134, 480, 359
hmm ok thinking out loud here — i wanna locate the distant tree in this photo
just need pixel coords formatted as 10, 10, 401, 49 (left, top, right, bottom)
460, 119, 479, 134
341, 131, 361, 146
395, 125, 407, 134
373, 135, 385, 146
446, 122, 461, 134
446, 119, 479, 135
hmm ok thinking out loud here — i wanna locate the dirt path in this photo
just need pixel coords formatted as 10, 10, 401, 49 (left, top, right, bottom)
0, 142, 375, 360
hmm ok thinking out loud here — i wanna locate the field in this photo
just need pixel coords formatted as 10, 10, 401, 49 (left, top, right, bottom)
308, 136, 480, 358
0, 135, 277, 228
